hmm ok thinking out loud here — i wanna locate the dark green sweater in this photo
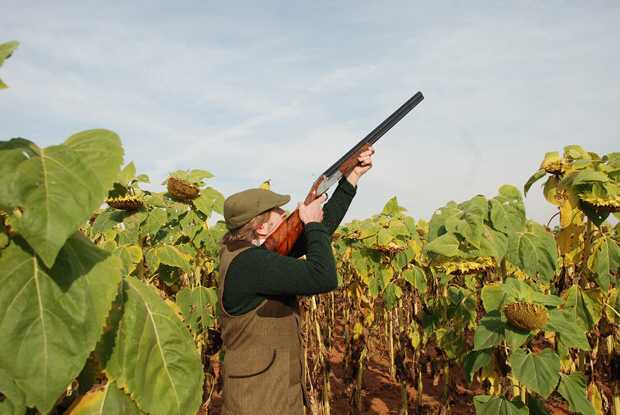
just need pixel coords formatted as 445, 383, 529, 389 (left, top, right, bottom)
222, 177, 356, 315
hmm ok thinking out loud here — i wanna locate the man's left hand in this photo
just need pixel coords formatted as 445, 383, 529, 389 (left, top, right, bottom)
346, 146, 375, 187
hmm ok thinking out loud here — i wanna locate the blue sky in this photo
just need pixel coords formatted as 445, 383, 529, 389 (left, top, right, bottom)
1, 1, 619, 225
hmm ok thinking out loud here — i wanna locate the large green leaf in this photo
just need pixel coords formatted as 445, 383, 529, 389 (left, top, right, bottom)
510, 348, 560, 398
0, 395, 26, 415
0, 40, 19, 89
141, 208, 168, 236
381, 196, 406, 217
383, 282, 402, 309
524, 169, 547, 196
0, 139, 39, 212
506, 224, 557, 282
65, 381, 143, 415
477, 225, 508, 260
192, 187, 224, 216
117, 161, 137, 187
0, 367, 26, 411
563, 285, 602, 330
0, 131, 123, 267
527, 395, 549, 415
544, 309, 590, 353
557, 373, 595, 415
482, 278, 540, 313
446, 215, 482, 249
473, 396, 528, 415
0, 41, 19, 66
176, 286, 218, 334
572, 170, 609, 186
505, 324, 530, 349
425, 233, 462, 257
0, 234, 122, 414
91, 210, 131, 234
101, 277, 203, 415
428, 202, 461, 241
64, 130, 123, 196
481, 283, 509, 312
463, 349, 492, 383
145, 245, 192, 272
489, 185, 526, 234
590, 235, 620, 292
401, 266, 427, 294
473, 311, 505, 351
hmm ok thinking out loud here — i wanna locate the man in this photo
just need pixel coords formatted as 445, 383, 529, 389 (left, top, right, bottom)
218, 147, 374, 414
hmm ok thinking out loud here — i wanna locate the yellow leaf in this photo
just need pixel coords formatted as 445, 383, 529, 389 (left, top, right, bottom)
259, 179, 271, 190
543, 176, 561, 206
558, 223, 585, 266
587, 382, 604, 415
66, 385, 107, 414
353, 322, 364, 341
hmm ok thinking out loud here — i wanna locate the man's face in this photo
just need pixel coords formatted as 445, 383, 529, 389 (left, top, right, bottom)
256, 207, 286, 239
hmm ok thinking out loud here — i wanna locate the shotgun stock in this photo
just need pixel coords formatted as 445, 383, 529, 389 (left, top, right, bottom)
263, 92, 424, 256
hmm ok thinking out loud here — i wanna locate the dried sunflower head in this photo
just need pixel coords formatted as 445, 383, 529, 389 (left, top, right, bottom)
579, 192, 620, 212
167, 176, 200, 201
539, 152, 566, 175
437, 256, 495, 276
106, 195, 144, 211
503, 302, 548, 331
376, 241, 406, 254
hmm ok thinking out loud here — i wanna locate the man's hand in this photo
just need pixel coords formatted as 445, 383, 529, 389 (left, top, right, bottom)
299, 194, 327, 224
346, 146, 375, 187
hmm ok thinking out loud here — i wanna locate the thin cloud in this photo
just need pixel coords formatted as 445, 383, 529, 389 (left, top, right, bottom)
1, 1, 618, 225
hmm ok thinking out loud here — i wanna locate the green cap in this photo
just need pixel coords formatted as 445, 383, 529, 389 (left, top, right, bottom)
223, 188, 290, 230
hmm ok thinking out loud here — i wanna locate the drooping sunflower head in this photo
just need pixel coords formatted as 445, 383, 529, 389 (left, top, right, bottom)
503, 302, 548, 331
106, 195, 144, 211
437, 256, 495, 276
579, 192, 620, 212
167, 176, 200, 201
539, 152, 566, 175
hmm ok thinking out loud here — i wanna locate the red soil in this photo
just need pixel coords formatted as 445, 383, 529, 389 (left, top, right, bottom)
205, 322, 573, 415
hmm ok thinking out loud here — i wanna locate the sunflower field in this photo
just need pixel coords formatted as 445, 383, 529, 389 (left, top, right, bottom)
1, 40, 619, 415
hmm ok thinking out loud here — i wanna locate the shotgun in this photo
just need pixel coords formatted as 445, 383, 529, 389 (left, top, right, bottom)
263, 91, 424, 255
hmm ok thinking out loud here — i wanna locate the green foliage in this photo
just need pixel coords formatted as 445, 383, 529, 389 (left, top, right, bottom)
509, 348, 560, 399
0, 40, 19, 89
177, 286, 219, 334
0, 116, 615, 415
67, 381, 142, 414
557, 373, 595, 415
167, 169, 214, 186
0, 130, 123, 267
0, 235, 122, 413
544, 309, 591, 354
506, 222, 557, 282
100, 277, 203, 415
463, 349, 492, 384
473, 311, 504, 351
473, 395, 528, 415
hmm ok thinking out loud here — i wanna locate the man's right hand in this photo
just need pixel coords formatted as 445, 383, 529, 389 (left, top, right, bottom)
298, 194, 327, 224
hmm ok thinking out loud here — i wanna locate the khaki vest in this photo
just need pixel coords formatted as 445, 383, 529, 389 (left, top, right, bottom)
218, 241, 306, 415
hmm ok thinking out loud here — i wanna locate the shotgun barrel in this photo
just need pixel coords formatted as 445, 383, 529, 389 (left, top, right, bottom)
263, 91, 424, 256
321, 91, 424, 179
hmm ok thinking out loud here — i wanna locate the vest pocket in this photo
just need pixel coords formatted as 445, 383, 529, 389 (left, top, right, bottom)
223, 349, 291, 413
228, 349, 277, 379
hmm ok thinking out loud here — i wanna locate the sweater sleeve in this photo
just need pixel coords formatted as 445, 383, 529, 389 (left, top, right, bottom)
288, 176, 357, 258
227, 222, 338, 300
